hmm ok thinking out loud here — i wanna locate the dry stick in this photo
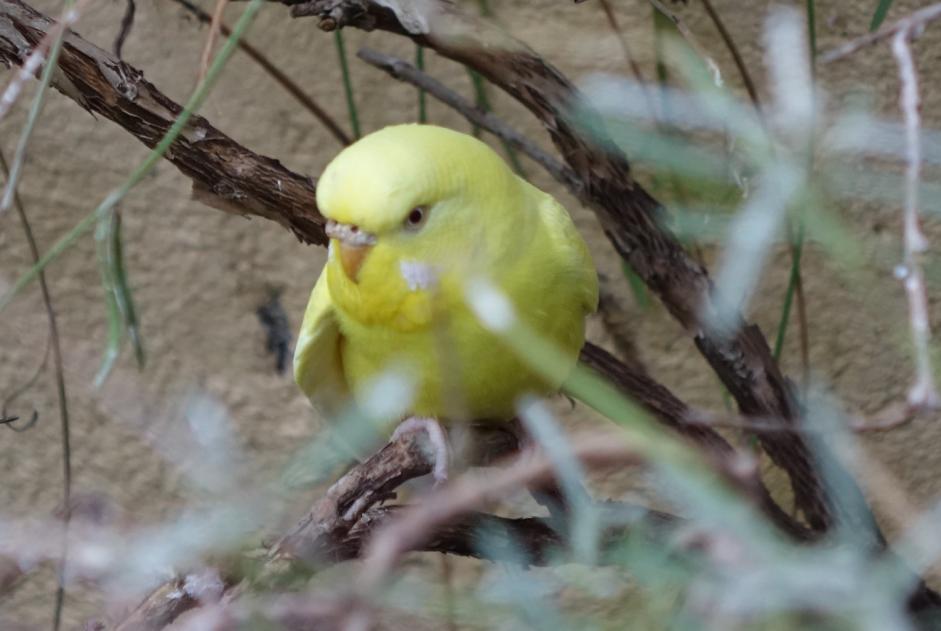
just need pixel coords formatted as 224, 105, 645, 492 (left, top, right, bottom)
891, 28, 940, 410
113, 0, 135, 58
699, 0, 760, 111
820, 2, 941, 64
197, 0, 231, 84
170, 0, 351, 146
356, 48, 579, 192
0, 151, 71, 610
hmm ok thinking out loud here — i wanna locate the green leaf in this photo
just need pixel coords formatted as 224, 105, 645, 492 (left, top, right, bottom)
333, 30, 361, 139
870, 0, 895, 32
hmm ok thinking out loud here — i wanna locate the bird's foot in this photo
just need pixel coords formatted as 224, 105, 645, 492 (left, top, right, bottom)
392, 416, 450, 486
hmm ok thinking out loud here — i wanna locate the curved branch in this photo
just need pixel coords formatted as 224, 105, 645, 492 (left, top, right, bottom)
0, 0, 326, 244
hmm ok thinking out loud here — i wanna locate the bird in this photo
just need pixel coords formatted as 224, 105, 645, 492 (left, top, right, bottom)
293, 124, 598, 483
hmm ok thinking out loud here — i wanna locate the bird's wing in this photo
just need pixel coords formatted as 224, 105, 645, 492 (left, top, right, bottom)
538, 193, 600, 316
293, 267, 348, 415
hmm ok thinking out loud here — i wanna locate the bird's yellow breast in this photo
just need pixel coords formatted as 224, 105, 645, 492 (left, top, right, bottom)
326, 204, 591, 422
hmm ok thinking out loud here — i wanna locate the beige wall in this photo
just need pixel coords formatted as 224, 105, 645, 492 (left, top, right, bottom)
1, 0, 940, 626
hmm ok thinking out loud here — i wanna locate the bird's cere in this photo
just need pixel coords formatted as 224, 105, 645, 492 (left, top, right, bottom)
466, 278, 517, 332
325, 219, 377, 246
399, 260, 437, 291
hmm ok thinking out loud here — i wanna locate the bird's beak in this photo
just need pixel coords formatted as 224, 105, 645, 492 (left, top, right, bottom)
325, 220, 376, 282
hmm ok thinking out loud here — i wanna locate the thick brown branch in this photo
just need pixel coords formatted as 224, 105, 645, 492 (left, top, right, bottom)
0, 0, 326, 244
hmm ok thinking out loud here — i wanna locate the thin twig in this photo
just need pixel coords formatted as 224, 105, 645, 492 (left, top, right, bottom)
598, 0, 657, 118
0, 3, 76, 621
891, 28, 939, 410
170, 0, 350, 145
357, 48, 579, 193
112, 0, 135, 58
196, 0, 231, 85
820, 2, 941, 64
699, 0, 760, 111
0, 146, 72, 630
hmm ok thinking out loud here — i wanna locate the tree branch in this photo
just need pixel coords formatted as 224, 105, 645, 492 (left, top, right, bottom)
115, 428, 678, 630
0, 0, 326, 244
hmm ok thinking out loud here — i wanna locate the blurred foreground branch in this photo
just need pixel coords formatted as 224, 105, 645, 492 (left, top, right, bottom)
117, 428, 678, 630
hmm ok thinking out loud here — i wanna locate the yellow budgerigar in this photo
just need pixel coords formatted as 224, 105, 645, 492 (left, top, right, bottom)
294, 124, 598, 481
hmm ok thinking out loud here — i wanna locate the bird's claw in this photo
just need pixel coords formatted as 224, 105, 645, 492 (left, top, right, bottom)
392, 416, 449, 486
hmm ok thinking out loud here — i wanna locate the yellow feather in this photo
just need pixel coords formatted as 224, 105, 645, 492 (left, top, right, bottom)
294, 124, 598, 427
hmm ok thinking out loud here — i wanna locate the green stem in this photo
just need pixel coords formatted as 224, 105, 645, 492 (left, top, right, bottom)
773, 220, 806, 360
773, 0, 815, 369
334, 30, 361, 139
416, 45, 427, 123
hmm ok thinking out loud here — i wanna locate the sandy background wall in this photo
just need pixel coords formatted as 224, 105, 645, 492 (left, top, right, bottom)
2, 0, 941, 626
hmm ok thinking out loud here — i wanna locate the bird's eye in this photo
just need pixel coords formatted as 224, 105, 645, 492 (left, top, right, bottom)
404, 206, 428, 231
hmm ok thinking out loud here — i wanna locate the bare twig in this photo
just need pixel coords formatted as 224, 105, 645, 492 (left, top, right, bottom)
0, 43, 76, 631
197, 0, 231, 84
170, 0, 351, 146
820, 3, 941, 64
597, 0, 659, 120
891, 28, 940, 410
699, 0, 760, 111
1, 148, 73, 624
113, 0, 135, 58
357, 48, 579, 192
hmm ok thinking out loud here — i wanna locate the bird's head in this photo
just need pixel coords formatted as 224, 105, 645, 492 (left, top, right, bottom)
316, 124, 524, 293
